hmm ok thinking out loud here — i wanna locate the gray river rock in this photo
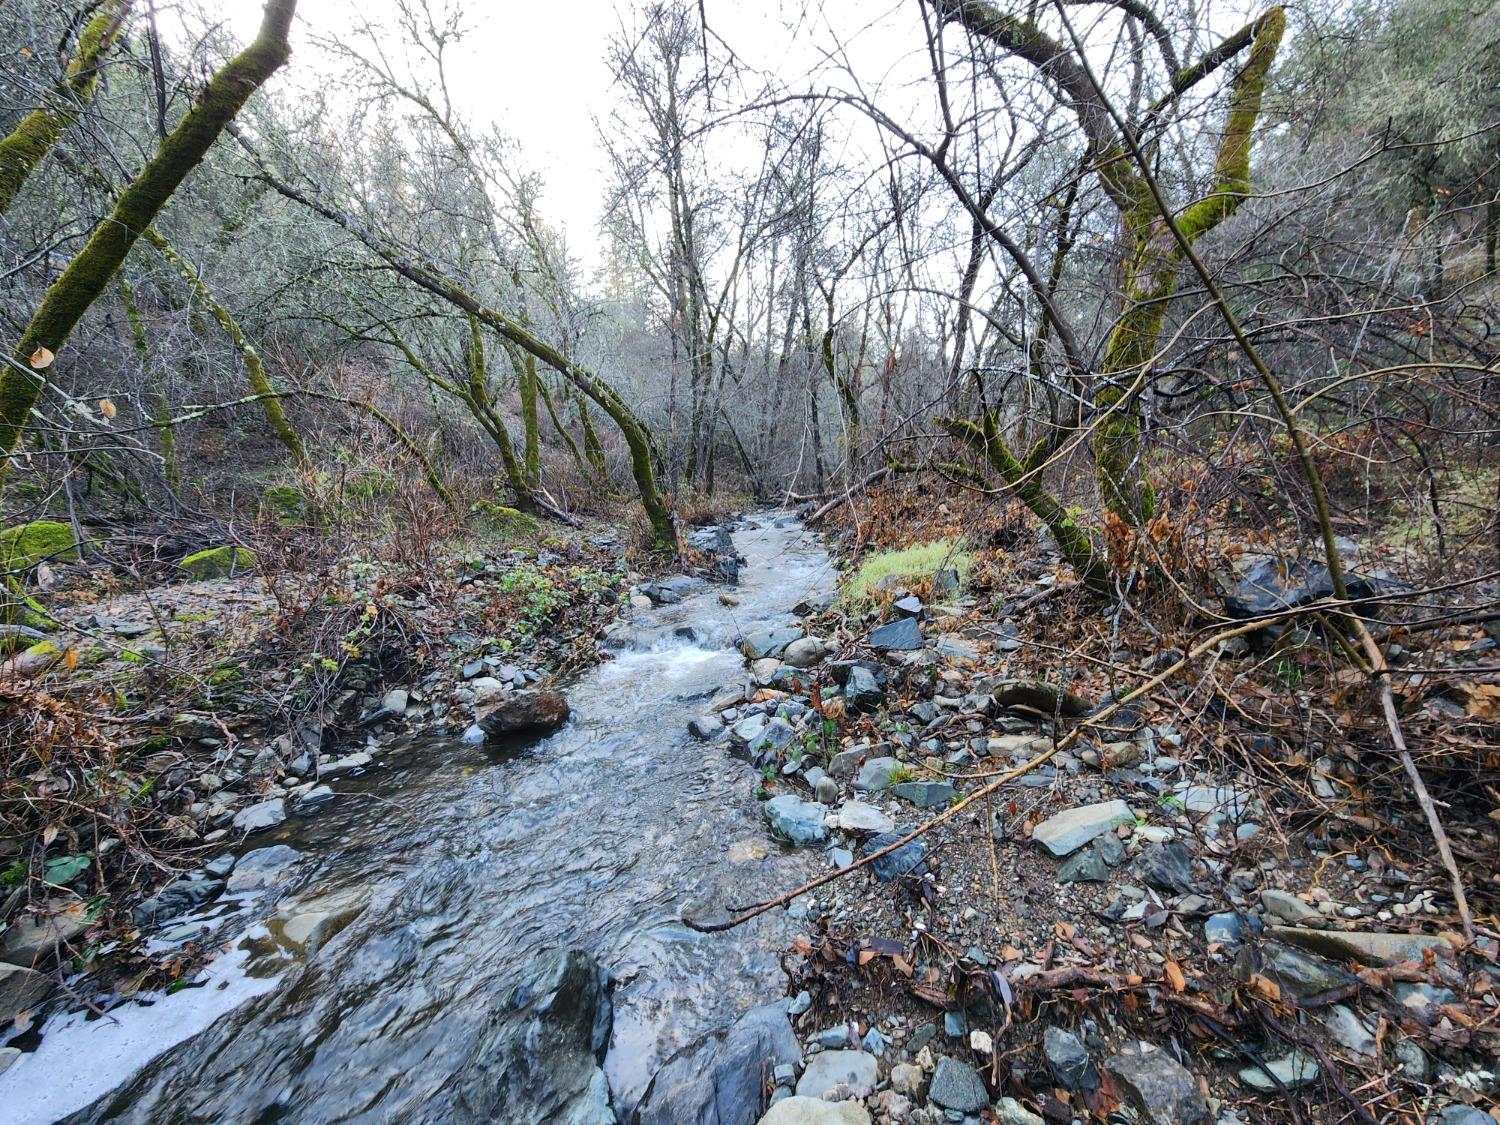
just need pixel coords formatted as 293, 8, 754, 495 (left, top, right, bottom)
3, 516, 834, 1125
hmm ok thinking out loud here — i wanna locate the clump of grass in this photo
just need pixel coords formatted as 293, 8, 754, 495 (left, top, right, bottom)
842, 537, 973, 605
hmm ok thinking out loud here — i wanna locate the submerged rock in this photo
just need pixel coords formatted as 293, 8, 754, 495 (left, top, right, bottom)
232, 797, 287, 835
451, 947, 614, 1123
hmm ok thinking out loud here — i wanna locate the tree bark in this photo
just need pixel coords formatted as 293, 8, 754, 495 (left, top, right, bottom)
0, 0, 297, 486
0, 0, 132, 217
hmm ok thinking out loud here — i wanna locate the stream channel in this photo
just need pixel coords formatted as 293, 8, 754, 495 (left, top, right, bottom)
0, 513, 835, 1123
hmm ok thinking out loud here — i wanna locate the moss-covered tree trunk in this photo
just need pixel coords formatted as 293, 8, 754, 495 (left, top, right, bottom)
0, 0, 131, 217
143, 228, 309, 471
472, 318, 533, 509
0, 0, 296, 488
1091, 8, 1284, 525
118, 274, 179, 489
254, 172, 677, 550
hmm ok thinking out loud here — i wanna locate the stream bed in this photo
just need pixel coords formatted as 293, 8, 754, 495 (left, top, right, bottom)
0, 513, 835, 1124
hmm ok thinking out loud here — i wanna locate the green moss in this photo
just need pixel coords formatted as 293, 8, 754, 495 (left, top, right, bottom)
23, 639, 59, 657
178, 545, 258, 578
261, 484, 304, 522
172, 609, 215, 623
843, 538, 973, 605
469, 501, 540, 542
1, 520, 77, 570
120, 649, 142, 663
344, 470, 396, 502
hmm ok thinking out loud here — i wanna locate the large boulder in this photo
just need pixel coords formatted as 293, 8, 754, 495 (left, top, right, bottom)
476, 688, 571, 737
0, 520, 76, 571
178, 545, 257, 579
632, 1003, 801, 1125
451, 947, 615, 1123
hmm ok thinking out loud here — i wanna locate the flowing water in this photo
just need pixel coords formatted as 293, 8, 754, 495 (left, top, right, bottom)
0, 514, 835, 1124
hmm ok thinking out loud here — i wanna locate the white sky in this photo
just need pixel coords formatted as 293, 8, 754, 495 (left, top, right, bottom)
204, 0, 927, 279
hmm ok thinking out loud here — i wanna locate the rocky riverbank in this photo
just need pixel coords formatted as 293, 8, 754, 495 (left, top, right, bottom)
676, 509, 1498, 1125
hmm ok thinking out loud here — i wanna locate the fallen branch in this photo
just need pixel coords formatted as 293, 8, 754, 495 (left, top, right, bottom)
804, 467, 892, 525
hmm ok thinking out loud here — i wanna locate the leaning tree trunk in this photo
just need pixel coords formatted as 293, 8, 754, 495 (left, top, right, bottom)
252, 172, 677, 550
118, 274, 178, 489
143, 228, 309, 471
0, 0, 131, 217
0, 0, 296, 487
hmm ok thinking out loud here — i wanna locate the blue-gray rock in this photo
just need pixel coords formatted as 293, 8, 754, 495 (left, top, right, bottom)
232, 797, 287, 835
632, 1002, 801, 1125
862, 831, 926, 882
1237, 1050, 1318, 1091
741, 628, 804, 660
688, 713, 724, 739
132, 877, 223, 927
1205, 912, 1252, 945
929, 1056, 988, 1113
749, 718, 798, 763
452, 947, 614, 1122
1261, 942, 1358, 1000
1044, 1027, 1098, 1091
861, 1027, 884, 1056
0, 963, 54, 1023
1104, 1041, 1208, 1125
1438, 1107, 1493, 1125
292, 784, 335, 815
1135, 841, 1199, 895
765, 795, 829, 847
844, 666, 885, 713
891, 780, 955, 808
866, 618, 923, 650
893, 595, 923, 618
795, 1049, 877, 1098
828, 847, 854, 869
1057, 848, 1108, 883
226, 844, 302, 893
852, 756, 900, 792
202, 853, 236, 880
1031, 800, 1133, 857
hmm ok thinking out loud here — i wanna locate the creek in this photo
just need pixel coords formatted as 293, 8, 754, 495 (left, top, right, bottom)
0, 513, 834, 1123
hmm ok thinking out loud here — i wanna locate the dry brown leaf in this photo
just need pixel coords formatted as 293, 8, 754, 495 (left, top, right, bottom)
29, 346, 54, 369
1165, 960, 1186, 992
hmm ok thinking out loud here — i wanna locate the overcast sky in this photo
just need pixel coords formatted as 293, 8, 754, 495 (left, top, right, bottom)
205, 0, 926, 279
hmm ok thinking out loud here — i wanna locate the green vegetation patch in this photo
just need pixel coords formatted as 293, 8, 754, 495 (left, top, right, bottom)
178, 545, 258, 579
842, 537, 972, 605
469, 501, 540, 543
1, 520, 77, 571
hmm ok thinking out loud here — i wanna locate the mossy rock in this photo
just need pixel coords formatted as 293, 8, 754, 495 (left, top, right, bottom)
23, 640, 60, 657
469, 501, 539, 542
178, 546, 258, 579
261, 485, 304, 523
345, 470, 397, 502
0, 521, 77, 571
